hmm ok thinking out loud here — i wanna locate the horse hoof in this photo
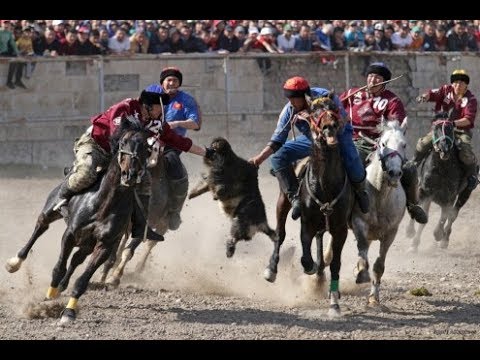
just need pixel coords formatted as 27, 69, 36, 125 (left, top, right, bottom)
263, 268, 277, 283
226, 245, 236, 258
303, 262, 318, 276
58, 308, 76, 325
328, 304, 341, 318
5, 256, 23, 273
106, 276, 120, 288
355, 269, 371, 284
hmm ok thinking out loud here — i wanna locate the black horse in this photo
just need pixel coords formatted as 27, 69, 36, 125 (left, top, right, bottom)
265, 95, 353, 316
406, 114, 468, 251
6, 116, 149, 323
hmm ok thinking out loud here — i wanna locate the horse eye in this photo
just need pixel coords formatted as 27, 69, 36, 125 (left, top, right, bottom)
403, 143, 406, 148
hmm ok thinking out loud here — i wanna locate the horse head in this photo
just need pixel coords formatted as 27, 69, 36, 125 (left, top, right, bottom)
111, 116, 149, 187
308, 92, 342, 146
377, 117, 408, 186
431, 113, 455, 161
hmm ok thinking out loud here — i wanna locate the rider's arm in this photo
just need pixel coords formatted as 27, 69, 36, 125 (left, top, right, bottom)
455, 96, 477, 128
159, 121, 193, 152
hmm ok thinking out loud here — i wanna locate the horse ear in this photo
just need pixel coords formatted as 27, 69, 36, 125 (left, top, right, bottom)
400, 116, 408, 134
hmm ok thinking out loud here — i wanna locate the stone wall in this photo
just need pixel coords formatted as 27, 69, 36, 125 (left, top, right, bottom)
1, 52, 479, 167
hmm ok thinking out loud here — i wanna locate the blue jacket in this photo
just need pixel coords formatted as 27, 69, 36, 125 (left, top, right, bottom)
270, 87, 347, 145
145, 84, 201, 137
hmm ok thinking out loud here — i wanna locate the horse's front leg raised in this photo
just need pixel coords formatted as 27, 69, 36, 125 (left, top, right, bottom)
408, 199, 431, 253
60, 242, 112, 324
264, 191, 289, 282
6, 201, 62, 273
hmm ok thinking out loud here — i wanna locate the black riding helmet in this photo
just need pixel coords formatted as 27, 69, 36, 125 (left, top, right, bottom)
139, 90, 170, 106
366, 62, 392, 81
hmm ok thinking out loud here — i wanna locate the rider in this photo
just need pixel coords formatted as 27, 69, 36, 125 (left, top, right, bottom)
415, 69, 479, 193
249, 76, 369, 220
145, 67, 201, 231
56, 90, 212, 243
340, 61, 428, 224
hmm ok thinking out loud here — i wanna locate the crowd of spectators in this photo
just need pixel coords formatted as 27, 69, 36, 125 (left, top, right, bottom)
1, 19, 480, 59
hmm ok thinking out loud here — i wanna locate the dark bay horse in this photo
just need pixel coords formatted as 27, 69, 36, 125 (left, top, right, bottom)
350, 119, 407, 309
103, 151, 174, 287
6, 117, 149, 323
264, 95, 353, 316
406, 115, 467, 251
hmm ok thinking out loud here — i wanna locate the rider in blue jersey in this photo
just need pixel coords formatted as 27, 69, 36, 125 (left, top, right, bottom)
146, 67, 202, 230
249, 76, 369, 220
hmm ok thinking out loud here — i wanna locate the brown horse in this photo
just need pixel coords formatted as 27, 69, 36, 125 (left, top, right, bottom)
264, 95, 353, 316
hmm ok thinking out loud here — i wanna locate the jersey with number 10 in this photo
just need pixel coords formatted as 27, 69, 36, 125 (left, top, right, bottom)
340, 88, 406, 140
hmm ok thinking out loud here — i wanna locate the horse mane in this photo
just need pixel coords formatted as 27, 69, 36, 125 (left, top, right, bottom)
377, 119, 402, 135
110, 115, 145, 155
310, 91, 338, 112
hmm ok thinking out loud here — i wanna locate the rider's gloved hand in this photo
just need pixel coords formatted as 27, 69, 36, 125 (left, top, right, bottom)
416, 93, 429, 103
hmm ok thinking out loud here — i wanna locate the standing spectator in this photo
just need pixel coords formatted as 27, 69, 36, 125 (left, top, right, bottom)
391, 24, 413, 50
149, 26, 172, 54
234, 26, 246, 48
52, 20, 66, 41
276, 24, 295, 53
435, 24, 448, 51
76, 27, 100, 55
331, 26, 347, 51
43, 28, 61, 56
179, 24, 206, 53
108, 28, 130, 55
422, 22, 437, 51
129, 30, 149, 54
294, 25, 313, 52
217, 25, 240, 53
447, 21, 468, 51
59, 30, 79, 55
344, 21, 365, 49
409, 26, 424, 50
1, 20, 23, 89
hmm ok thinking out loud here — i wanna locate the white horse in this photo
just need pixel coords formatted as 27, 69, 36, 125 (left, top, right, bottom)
350, 119, 408, 308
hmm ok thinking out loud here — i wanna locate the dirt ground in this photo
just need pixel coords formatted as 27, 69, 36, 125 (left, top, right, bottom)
1, 164, 480, 340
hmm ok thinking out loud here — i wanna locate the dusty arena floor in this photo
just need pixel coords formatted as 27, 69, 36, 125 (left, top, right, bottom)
1, 164, 480, 340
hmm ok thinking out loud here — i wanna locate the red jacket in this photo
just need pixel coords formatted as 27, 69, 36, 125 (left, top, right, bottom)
340, 88, 406, 139
427, 85, 477, 130
90, 98, 193, 153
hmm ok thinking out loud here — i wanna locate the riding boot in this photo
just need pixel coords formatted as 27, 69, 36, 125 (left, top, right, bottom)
54, 180, 77, 218
401, 161, 428, 224
167, 175, 189, 231
274, 167, 301, 220
461, 162, 479, 191
351, 177, 369, 214
131, 194, 164, 241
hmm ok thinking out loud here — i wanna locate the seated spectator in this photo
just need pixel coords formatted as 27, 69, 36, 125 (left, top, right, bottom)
108, 28, 130, 55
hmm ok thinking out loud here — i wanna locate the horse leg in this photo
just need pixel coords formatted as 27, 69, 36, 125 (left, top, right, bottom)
328, 227, 348, 317
433, 205, 449, 245
60, 242, 112, 324
58, 244, 95, 293
264, 192, 289, 282
106, 236, 143, 288
352, 220, 371, 284
134, 240, 158, 273
440, 204, 459, 249
259, 223, 279, 283
100, 234, 127, 283
6, 207, 62, 273
408, 199, 432, 253
300, 221, 317, 275
368, 231, 396, 309
45, 231, 75, 300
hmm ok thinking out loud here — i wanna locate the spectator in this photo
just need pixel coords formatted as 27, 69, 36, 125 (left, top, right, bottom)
435, 24, 448, 51
217, 25, 241, 53
294, 25, 313, 52
59, 30, 79, 55
422, 22, 437, 51
108, 28, 130, 55
129, 30, 149, 54
276, 24, 295, 53
1, 20, 24, 89
447, 21, 468, 51
149, 26, 172, 54
409, 26, 423, 50
179, 24, 206, 53
391, 24, 413, 50
234, 26, 246, 48
76, 27, 100, 55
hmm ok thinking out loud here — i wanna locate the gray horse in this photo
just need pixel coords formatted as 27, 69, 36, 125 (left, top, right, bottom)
350, 119, 408, 308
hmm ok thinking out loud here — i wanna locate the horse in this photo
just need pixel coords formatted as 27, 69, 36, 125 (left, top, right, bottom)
350, 119, 407, 308
406, 114, 467, 252
6, 116, 149, 323
103, 151, 174, 287
264, 95, 353, 316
